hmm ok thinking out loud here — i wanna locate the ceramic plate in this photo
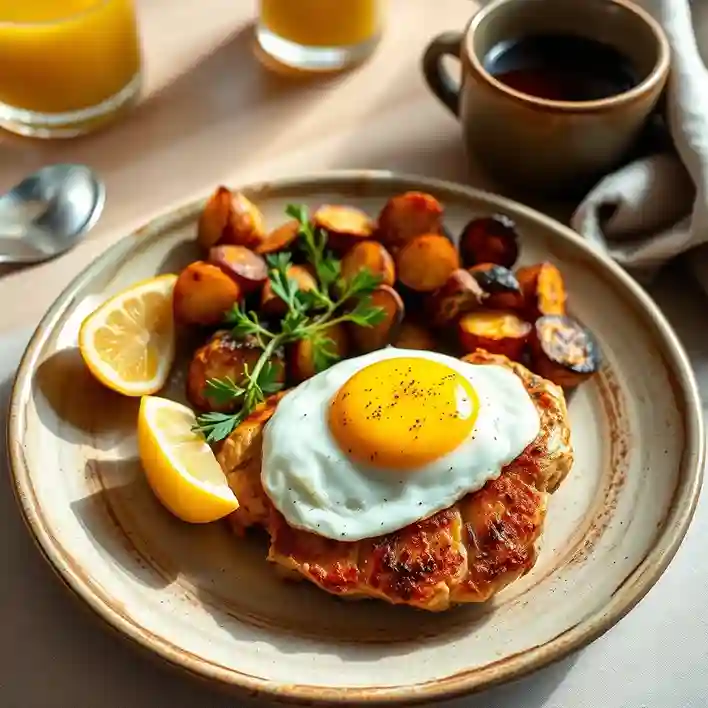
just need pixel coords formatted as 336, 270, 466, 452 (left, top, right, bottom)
7, 172, 704, 706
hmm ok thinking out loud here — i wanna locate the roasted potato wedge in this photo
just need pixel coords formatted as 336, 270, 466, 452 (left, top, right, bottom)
393, 319, 437, 351
341, 240, 395, 288
312, 205, 374, 253
426, 269, 487, 327
287, 324, 350, 383
516, 261, 567, 321
458, 309, 531, 360
208, 245, 268, 294
260, 264, 318, 317
187, 331, 285, 412
469, 263, 525, 311
349, 284, 405, 353
459, 215, 519, 268
197, 187, 266, 251
173, 261, 242, 326
377, 191, 444, 252
255, 220, 300, 255
396, 234, 460, 292
529, 314, 600, 388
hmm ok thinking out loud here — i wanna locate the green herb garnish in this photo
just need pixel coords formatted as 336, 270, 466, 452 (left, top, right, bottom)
194, 204, 385, 442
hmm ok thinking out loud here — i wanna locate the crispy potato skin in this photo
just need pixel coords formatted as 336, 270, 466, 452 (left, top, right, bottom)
458, 309, 532, 360
218, 350, 572, 610
187, 332, 285, 411
516, 262, 567, 321
313, 205, 375, 253
393, 320, 437, 350
197, 188, 266, 251
469, 263, 525, 312
530, 314, 600, 388
459, 215, 519, 269
208, 245, 267, 294
197, 186, 232, 251
377, 192, 444, 252
348, 284, 405, 353
255, 220, 299, 255
173, 261, 242, 326
341, 240, 396, 288
287, 323, 350, 383
427, 269, 486, 327
396, 234, 460, 292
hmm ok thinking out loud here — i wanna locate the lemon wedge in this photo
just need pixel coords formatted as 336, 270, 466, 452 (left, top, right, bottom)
79, 274, 177, 396
137, 396, 239, 523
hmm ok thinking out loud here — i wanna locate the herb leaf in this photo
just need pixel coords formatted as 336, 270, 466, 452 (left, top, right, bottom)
204, 377, 245, 406
194, 411, 244, 443
311, 333, 341, 373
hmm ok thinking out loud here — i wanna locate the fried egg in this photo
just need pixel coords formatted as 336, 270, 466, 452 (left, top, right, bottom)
261, 347, 540, 541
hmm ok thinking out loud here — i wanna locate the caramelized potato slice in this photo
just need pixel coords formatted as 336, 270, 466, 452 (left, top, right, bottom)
312, 205, 375, 253
208, 245, 268, 294
255, 220, 299, 255
173, 261, 242, 326
458, 309, 531, 360
260, 264, 318, 317
377, 192, 444, 252
459, 215, 519, 268
287, 324, 350, 383
516, 262, 567, 320
469, 263, 525, 311
187, 332, 285, 412
530, 314, 600, 388
197, 187, 266, 250
341, 240, 395, 287
393, 319, 437, 351
426, 269, 487, 327
349, 284, 405, 353
197, 186, 233, 250
396, 234, 460, 292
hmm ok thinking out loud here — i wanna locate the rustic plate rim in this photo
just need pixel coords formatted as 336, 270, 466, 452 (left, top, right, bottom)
6, 170, 705, 706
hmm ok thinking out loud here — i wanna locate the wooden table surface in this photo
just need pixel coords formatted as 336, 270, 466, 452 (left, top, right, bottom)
1, 2, 707, 708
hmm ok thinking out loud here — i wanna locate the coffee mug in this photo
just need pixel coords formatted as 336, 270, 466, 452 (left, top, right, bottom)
422, 0, 670, 195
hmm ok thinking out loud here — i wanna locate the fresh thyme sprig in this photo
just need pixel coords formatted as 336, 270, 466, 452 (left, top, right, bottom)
194, 204, 385, 443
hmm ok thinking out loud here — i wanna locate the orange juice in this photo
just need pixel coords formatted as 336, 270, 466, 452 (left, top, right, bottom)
260, 0, 382, 48
0, 0, 141, 114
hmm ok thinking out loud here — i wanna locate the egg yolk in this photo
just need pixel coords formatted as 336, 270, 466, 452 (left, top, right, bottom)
328, 357, 479, 470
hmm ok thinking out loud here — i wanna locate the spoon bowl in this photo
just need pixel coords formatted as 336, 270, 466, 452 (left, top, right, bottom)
0, 164, 105, 265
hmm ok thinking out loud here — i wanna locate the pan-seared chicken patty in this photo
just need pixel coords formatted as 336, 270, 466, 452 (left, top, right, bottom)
217, 349, 572, 611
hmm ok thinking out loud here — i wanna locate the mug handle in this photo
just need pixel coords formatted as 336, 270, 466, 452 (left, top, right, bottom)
422, 32, 464, 116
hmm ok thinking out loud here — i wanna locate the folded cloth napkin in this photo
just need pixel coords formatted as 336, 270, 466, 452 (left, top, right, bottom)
571, 0, 708, 291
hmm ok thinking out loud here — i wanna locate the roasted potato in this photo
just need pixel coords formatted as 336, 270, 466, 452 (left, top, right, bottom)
349, 284, 405, 353
426, 269, 487, 327
312, 205, 374, 253
287, 324, 350, 383
396, 234, 460, 292
377, 191, 444, 252
197, 187, 266, 251
516, 262, 567, 321
529, 314, 600, 388
457, 309, 531, 360
260, 264, 318, 317
393, 319, 437, 351
459, 215, 519, 268
469, 263, 525, 311
341, 240, 395, 288
255, 220, 300, 255
208, 245, 268, 294
173, 261, 242, 326
187, 331, 285, 411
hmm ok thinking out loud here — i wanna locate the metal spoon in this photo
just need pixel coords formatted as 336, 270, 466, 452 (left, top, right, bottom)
0, 164, 105, 265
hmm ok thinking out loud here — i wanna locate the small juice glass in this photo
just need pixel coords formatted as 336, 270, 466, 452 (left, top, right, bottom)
0, 0, 143, 138
257, 0, 385, 72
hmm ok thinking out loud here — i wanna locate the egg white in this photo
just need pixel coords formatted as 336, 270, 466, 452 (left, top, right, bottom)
260, 347, 540, 542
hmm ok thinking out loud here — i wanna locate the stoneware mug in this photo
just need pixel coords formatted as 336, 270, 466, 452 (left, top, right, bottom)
422, 0, 670, 195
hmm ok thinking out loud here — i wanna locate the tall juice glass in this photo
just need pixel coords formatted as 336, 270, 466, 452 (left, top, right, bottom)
0, 0, 142, 138
257, 0, 384, 72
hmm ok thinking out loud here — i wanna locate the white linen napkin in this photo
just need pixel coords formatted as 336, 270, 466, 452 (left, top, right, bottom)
571, 0, 708, 292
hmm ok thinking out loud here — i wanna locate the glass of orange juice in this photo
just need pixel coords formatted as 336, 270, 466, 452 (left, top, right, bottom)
257, 0, 385, 72
0, 0, 142, 138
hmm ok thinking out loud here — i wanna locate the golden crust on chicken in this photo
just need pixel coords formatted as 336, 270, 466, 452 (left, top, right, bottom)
217, 349, 572, 611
